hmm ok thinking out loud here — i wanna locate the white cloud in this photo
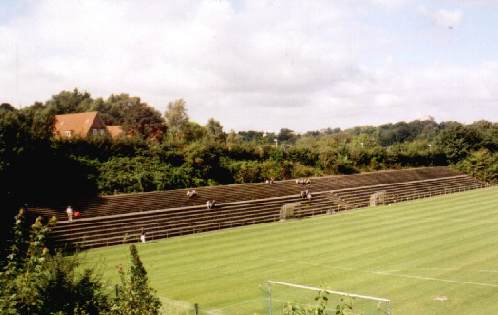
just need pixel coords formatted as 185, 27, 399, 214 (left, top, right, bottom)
419, 6, 463, 29
0, 0, 497, 132
369, 0, 409, 9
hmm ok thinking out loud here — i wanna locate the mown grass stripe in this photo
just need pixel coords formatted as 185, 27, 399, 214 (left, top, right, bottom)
83, 187, 498, 315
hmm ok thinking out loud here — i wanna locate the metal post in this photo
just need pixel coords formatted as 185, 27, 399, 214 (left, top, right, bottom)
268, 284, 272, 315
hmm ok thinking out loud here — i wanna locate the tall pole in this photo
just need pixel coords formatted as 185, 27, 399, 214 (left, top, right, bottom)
428, 144, 433, 166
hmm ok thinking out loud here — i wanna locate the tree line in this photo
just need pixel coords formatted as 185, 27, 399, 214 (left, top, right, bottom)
1, 88, 497, 221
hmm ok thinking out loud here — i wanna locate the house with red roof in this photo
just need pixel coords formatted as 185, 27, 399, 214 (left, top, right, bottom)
54, 111, 124, 139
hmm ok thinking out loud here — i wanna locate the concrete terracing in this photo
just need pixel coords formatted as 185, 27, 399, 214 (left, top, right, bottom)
26, 166, 488, 249
32, 166, 458, 221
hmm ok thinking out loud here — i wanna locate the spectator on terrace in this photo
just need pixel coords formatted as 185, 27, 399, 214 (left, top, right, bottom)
140, 228, 146, 243
187, 189, 197, 198
300, 190, 306, 199
304, 189, 312, 200
265, 179, 270, 184
66, 205, 73, 222
270, 177, 275, 184
306, 191, 313, 201
305, 178, 311, 185
206, 200, 219, 209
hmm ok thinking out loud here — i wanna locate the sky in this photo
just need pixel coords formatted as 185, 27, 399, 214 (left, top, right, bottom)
1, 0, 498, 132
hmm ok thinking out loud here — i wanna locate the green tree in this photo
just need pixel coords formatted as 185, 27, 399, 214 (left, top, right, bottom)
436, 124, 481, 163
206, 118, 226, 143
43, 88, 94, 115
164, 99, 189, 142
99, 94, 165, 140
111, 245, 162, 315
457, 149, 498, 183
278, 128, 297, 144
0, 103, 16, 112
0, 210, 109, 314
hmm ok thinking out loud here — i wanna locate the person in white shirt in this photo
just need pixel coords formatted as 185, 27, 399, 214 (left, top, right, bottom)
66, 205, 73, 222
140, 228, 146, 243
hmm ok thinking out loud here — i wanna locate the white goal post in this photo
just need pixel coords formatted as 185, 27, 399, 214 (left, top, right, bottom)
264, 280, 392, 315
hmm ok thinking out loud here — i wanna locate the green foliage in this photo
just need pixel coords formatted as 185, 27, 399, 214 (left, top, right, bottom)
183, 142, 233, 184
436, 123, 482, 163
283, 291, 357, 315
0, 211, 109, 315
36, 254, 110, 315
97, 156, 194, 193
1, 211, 166, 315
110, 245, 162, 315
96, 93, 165, 140
278, 128, 297, 144
164, 99, 190, 143
457, 149, 498, 183
206, 118, 226, 143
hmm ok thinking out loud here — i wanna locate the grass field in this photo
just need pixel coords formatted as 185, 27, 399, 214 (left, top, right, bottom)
83, 186, 498, 314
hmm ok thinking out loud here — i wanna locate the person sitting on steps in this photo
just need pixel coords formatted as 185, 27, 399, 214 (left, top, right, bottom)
187, 189, 197, 198
206, 200, 217, 209
300, 190, 306, 199
304, 189, 312, 200
306, 191, 313, 201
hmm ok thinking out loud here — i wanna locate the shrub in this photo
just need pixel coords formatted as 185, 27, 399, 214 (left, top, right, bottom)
110, 244, 162, 315
0, 210, 110, 314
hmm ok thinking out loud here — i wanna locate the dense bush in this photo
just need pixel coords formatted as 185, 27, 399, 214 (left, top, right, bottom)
0, 211, 109, 314
110, 245, 162, 315
0, 210, 161, 315
457, 149, 498, 183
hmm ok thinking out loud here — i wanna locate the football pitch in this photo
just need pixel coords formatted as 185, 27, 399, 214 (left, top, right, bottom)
83, 186, 498, 314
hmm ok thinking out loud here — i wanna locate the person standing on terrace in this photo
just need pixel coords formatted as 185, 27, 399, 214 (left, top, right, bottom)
140, 228, 146, 243
66, 205, 73, 222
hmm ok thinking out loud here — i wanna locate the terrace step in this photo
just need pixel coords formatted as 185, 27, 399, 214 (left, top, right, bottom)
44, 172, 488, 249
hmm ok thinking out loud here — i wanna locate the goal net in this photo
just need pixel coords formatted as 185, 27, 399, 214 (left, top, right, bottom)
263, 281, 392, 315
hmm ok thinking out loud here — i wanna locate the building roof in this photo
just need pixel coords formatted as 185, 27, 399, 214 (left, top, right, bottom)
54, 111, 101, 138
106, 125, 125, 138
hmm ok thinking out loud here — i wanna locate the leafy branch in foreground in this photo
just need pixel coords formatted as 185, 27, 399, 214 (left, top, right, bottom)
283, 291, 357, 315
0, 209, 109, 314
110, 244, 162, 315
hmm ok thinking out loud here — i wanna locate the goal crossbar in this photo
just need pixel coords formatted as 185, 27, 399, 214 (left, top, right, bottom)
267, 280, 391, 303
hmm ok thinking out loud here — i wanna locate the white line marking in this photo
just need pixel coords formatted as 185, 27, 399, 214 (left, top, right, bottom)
252, 255, 498, 289
268, 280, 391, 303
372, 271, 498, 288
